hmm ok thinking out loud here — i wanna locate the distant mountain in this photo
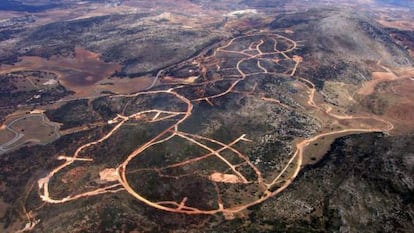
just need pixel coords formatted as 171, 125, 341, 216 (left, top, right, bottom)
0, 0, 59, 12
376, 0, 414, 7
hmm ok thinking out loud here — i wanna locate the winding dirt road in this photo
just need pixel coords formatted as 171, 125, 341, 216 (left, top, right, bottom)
21, 32, 395, 228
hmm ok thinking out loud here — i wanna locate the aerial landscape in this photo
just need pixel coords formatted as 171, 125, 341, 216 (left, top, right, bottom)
0, 0, 413, 232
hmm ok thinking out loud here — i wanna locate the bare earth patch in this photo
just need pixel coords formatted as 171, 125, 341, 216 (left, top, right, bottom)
0, 48, 155, 98
357, 71, 397, 96
209, 172, 246, 184
99, 168, 119, 183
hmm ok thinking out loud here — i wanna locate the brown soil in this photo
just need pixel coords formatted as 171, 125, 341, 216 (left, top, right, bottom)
0, 47, 120, 87
0, 126, 14, 144
161, 76, 198, 84
209, 172, 245, 184
50, 47, 121, 87
357, 71, 396, 96
377, 18, 414, 31
0, 48, 153, 98
358, 70, 414, 133
61, 167, 87, 184
388, 103, 414, 122
99, 168, 118, 183
382, 78, 414, 123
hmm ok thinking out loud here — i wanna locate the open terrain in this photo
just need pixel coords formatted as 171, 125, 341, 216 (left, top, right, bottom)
0, 0, 413, 232
0, 111, 60, 154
